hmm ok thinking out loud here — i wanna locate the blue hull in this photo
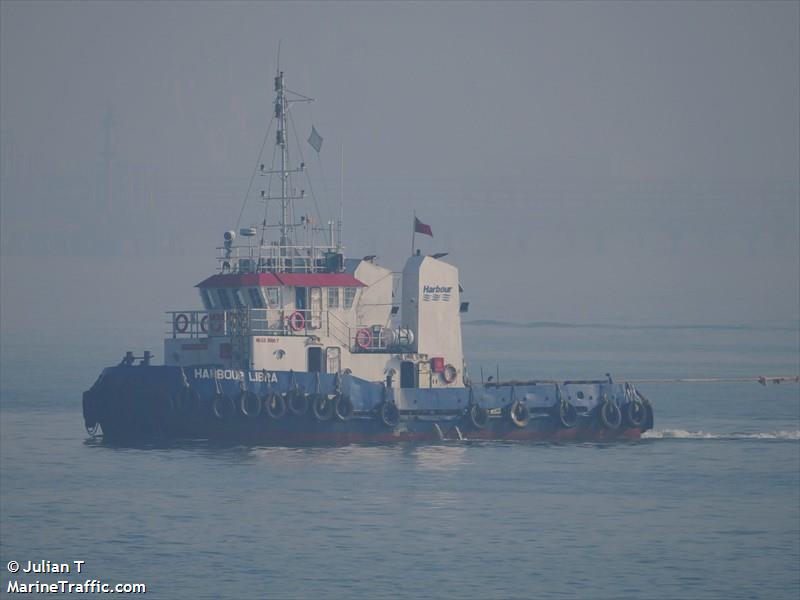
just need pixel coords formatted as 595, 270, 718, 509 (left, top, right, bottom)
82, 364, 652, 444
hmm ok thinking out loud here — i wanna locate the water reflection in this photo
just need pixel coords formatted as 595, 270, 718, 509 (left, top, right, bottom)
405, 443, 468, 472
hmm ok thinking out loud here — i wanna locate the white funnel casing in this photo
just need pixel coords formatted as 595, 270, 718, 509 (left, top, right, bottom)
401, 255, 463, 380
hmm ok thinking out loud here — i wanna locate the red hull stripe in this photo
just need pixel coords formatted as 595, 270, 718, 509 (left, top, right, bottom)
198, 428, 643, 445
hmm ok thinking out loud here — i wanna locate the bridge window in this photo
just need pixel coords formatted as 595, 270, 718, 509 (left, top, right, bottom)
344, 287, 356, 309
248, 288, 265, 308
232, 289, 246, 308
265, 287, 280, 307
200, 288, 215, 310
327, 287, 340, 308
217, 288, 232, 309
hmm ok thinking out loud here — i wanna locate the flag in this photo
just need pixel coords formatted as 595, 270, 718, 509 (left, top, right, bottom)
308, 126, 323, 153
414, 216, 433, 237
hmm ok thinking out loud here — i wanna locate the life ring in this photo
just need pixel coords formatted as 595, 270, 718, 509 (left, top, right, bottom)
378, 401, 400, 428
311, 393, 334, 421
467, 403, 488, 429
212, 393, 236, 420
598, 398, 622, 430
262, 392, 287, 420
555, 400, 578, 429
334, 394, 354, 421
355, 328, 373, 350
442, 364, 457, 384
174, 387, 199, 414
288, 311, 305, 332
200, 315, 209, 334
622, 398, 645, 428
174, 313, 190, 333
209, 313, 224, 333
508, 400, 529, 428
287, 390, 310, 416
239, 391, 262, 418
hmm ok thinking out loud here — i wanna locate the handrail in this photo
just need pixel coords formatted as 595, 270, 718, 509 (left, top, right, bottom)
166, 308, 390, 354
216, 242, 340, 274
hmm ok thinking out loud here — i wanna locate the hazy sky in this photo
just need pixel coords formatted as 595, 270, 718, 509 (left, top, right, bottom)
1, 1, 798, 334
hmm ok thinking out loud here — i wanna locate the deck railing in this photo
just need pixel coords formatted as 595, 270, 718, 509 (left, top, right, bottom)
166, 308, 394, 352
217, 242, 340, 274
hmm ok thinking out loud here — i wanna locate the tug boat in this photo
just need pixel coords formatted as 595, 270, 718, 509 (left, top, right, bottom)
82, 69, 653, 443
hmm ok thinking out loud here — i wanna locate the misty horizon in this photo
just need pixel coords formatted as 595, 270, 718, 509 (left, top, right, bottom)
1, 1, 798, 334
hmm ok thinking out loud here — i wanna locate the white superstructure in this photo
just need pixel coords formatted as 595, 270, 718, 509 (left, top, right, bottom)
164, 69, 467, 390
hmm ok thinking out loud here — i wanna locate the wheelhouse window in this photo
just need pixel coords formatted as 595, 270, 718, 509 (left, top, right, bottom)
200, 288, 215, 310
344, 287, 356, 309
217, 288, 232, 309
327, 287, 340, 309
265, 287, 280, 307
248, 288, 265, 308
232, 288, 246, 308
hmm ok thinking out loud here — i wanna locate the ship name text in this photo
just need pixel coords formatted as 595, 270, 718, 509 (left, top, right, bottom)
193, 368, 278, 383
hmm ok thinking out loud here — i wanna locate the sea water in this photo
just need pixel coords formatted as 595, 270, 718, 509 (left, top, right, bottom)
1, 321, 798, 599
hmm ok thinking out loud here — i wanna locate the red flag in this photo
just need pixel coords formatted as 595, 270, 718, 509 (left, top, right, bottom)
414, 216, 433, 237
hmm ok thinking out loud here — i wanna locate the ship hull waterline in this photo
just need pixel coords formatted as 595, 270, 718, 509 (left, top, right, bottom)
83, 365, 652, 445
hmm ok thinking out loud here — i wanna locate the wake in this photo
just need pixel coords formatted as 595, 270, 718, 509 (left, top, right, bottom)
643, 429, 799, 440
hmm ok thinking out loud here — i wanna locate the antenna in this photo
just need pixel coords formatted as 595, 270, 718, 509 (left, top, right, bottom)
339, 143, 344, 250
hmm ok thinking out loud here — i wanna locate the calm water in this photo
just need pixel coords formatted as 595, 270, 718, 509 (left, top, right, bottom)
1, 322, 798, 599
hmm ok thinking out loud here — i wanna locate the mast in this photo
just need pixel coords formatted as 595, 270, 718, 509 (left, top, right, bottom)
275, 70, 289, 249
252, 67, 318, 274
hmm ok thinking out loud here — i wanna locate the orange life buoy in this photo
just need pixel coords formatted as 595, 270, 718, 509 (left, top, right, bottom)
209, 313, 224, 333
200, 315, 209, 333
174, 313, 189, 333
355, 328, 372, 350
288, 311, 305, 331
442, 364, 457, 384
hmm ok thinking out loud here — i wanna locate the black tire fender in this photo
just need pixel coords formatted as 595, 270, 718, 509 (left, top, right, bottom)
310, 393, 334, 421
468, 404, 489, 429
263, 392, 287, 420
379, 401, 400, 428
239, 391, 262, 418
287, 390, 310, 417
212, 393, 236, 420
334, 394, 354, 421
556, 400, 578, 429
598, 398, 622, 430
622, 398, 645, 429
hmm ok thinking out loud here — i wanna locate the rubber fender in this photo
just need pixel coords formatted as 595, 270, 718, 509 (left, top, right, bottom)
212, 393, 236, 420
467, 404, 489, 429
622, 398, 645, 429
310, 393, 334, 421
598, 398, 622, 430
239, 391, 262, 418
556, 400, 578, 429
263, 392, 287, 420
287, 390, 310, 417
334, 394, 354, 421
379, 401, 400, 428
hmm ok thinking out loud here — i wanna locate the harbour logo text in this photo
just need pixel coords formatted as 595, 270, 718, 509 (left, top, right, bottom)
422, 284, 452, 302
